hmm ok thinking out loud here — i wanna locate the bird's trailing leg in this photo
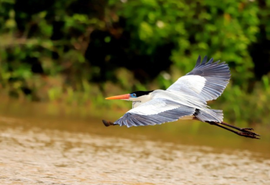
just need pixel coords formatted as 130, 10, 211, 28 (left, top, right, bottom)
102, 120, 117, 127
206, 121, 260, 139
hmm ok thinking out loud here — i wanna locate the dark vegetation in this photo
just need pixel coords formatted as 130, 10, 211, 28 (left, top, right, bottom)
0, 0, 270, 125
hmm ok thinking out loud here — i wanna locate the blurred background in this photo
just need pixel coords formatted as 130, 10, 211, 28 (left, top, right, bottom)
0, 0, 270, 184
0, 1, 270, 183
0, 0, 270, 127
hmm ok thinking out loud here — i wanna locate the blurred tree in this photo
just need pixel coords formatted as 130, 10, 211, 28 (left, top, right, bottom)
249, 0, 270, 79
107, 0, 260, 88
0, 0, 270, 124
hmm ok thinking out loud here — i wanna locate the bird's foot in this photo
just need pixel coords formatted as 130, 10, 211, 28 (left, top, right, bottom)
238, 128, 260, 139
241, 127, 254, 131
208, 121, 260, 139
102, 120, 116, 127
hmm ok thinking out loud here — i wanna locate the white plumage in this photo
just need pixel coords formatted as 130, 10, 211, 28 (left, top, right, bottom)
167, 75, 206, 94
111, 56, 229, 127
103, 56, 260, 139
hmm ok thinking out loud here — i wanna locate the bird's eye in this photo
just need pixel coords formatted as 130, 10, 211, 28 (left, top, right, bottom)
131, 93, 136, 97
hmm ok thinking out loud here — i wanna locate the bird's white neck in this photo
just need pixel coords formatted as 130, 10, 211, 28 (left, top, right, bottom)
130, 93, 153, 108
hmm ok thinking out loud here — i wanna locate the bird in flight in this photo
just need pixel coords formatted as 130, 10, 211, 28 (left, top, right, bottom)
103, 56, 259, 139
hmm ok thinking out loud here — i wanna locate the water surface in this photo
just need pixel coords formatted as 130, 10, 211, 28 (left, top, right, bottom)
0, 100, 269, 184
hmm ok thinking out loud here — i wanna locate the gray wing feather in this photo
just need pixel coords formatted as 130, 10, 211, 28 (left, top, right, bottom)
114, 99, 195, 127
168, 56, 230, 101
195, 109, 223, 123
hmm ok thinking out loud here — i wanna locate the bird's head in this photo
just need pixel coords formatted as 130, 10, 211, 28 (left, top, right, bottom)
105, 90, 153, 102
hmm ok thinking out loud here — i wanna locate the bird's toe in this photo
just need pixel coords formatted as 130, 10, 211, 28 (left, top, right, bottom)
242, 127, 254, 131
239, 130, 260, 139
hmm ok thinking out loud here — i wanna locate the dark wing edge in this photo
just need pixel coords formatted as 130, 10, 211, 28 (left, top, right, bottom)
188, 56, 230, 79
187, 55, 231, 101
114, 105, 195, 128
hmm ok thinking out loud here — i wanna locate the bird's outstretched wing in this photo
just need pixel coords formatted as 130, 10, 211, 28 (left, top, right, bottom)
113, 98, 195, 127
167, 56, 230, 102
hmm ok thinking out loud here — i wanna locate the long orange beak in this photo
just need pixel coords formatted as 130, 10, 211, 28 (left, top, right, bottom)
105, 94, 130, 100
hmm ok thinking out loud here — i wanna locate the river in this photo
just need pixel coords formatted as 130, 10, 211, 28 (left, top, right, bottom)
0, 99, 269, 184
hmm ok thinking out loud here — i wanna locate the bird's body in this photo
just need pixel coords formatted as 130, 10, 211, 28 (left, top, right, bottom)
103, 56, 259, 139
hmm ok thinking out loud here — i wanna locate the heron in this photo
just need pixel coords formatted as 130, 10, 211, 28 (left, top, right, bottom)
102, 56, 260, 139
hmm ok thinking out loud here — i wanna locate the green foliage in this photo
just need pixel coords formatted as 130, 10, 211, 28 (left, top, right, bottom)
110, 0, 259, 84
0, 0, 105, 101
0, 0, 270, 125
219, 80, 270, 126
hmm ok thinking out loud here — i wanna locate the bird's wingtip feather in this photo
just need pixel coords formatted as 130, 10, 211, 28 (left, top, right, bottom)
208, 58, 214, 64
102, 120, 116, 127
202, 56, 208, 64
195, 55, 201, 67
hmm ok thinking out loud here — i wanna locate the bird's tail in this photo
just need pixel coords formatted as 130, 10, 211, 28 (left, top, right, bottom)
195, 109, 223, 123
